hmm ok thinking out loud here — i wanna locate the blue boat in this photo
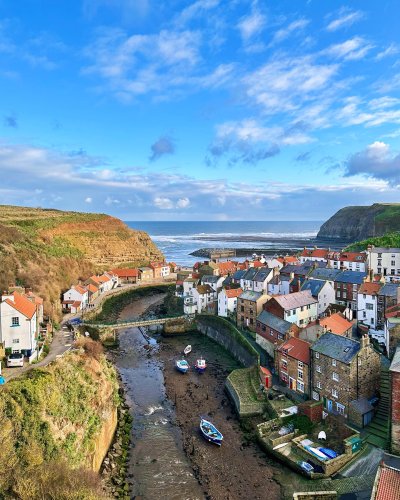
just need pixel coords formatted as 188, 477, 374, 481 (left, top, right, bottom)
200, 418, 223, 446
319, 447, 338, 459
297, 461, 314, 473
176, 359, 189, 373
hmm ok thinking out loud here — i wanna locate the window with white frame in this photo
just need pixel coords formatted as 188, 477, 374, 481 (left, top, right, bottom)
12, 317, 19, 327
298, 361, 303, 368
298, 370, 303, 380
12, 338, 20, 344
316, 365, 321, 373
332, 359, 336, 366
315, 352, 319, 359
317, 381, 322, 389
297, 381, 304, 393
332, 388, 338, 398
336, 403, 345, 415
332, 372, 339, 381
312, 391, 319, 401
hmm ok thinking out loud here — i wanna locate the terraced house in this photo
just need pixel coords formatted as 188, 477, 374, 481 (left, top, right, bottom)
275, 337, 311, 397
310, 333, 380, 424
264, 290, 318, 327
256, 310, 300, 358
334, 270, 368, 317
237, 291, 270, 332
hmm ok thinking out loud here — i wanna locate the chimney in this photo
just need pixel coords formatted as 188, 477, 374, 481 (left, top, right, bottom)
360, 334, 370, 349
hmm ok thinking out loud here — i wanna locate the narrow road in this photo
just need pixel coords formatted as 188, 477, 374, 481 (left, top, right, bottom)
2, 278, 176, 382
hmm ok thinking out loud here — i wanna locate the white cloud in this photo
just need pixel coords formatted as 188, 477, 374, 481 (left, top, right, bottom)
176, 197, 190, 208
345, 141, 400, 182
375, 43, 399, 60
324, 37, 373, 61
238, 10, 266, 41
85, 197, 93, 203
154, 197, 174, 209
326, 8, 364, 32
270, 19, 309, 45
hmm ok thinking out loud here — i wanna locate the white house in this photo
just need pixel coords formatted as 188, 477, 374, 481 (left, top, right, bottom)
218, 288, 243, 317
267, 275, 291, 296
62, 285, 89, 312
301, 279, 335, 316
367, 246, 400, 280
184, 284, 216, 314
327, 251, 368, 272
161, 264, 170, 278
299, 248, 329, 264
357, 282, 383, 331
0, 291, 37, 355
183, 277, 199, 296
240, 267, 274, 293
264, 290, 318, 327
201, 275, 224, 292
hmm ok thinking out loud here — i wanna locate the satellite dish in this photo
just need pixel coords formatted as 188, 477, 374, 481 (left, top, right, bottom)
318, 431, 327, 440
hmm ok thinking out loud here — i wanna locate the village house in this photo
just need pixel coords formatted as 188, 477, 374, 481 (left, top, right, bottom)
218, 288, 243, 318
264, 290, 318, 328
184, 284, 216, 315
377, 283, 400, 329
201, 275, 224, 292
240, 267, 274, 293
267, 274, 292, 296
371, 461, 400, 500
0, 291, 38, 356
216, 260, 237, 276
310, 333, 380, 423
301, 278, 335, 316
334, 270, 368, 317
25, 290, 44, 327
327, 251, 368, 272
62, 284, 89, 313
198, 261, 219, 277
182, 276, 199, 297
275, 337, 311, 397
256, 310, 300, 358
86, 283, 99, 303
384, 303, 400, 357
237, 291, 270, 332
138, 267, 154, 281
111, 268, 139, 283
299, 247, 329, 264
368, 246, 400, 280
150, 261, 170, 279
277, 255, 300, 266
231, 269, 246, 285
357, 282, 383, 331
300, 312, 353, 343
263, 257, 284, 269
308, 267, 342, 287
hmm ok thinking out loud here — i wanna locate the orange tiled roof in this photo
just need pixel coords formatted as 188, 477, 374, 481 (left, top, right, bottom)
112, 268, 139, 278
218, 261, 237, 275
284, 256, 300, 263
71, 300, 81, 308
88, 275, 102, 284
252, 260, 264, 268
5, 291, 36, 319
87, 284, 99, 293
319, 313, 353, 336
359, 282, 382, 295
25, 291, 43, 305
74, 285, 87, 295
225, 288, 243, 299
97, 275, 111, 283
373, 463, 400, 500
300, 248, 328, 259
278, 337, 310, 364
329, 251, 367, 263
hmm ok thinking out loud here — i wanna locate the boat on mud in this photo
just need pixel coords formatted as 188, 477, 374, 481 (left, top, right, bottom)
183, 345, 192, 355
194, 357, 207, 373
200, 418, 223, 446
176, 359, 189, 373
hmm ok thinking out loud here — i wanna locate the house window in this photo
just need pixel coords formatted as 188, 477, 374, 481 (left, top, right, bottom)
282, 359, 287, 369
366, 303, 373, 310
12, 338, 20, 344
332, 359, 336, 367
270, 329, 273, 336
336, 403, 345, 415
298, 370, 303, 380
312, 390, 320, 400
332, 388, 338, 398
316, 365, 321, 373
377, 268, 381, 274
332, 372, 339, 381
298, 361, 303, 368
12, 317, 19, 327
301, 306, 304, 312
317, 381, 322, 389
315, 352, 319, 359
297, 381, 304, 393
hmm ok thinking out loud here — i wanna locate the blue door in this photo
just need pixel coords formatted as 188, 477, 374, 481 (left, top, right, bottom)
327, 400, 333, 412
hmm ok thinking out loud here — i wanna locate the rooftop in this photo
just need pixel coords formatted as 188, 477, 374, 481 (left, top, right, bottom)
301, 278, 326, 297
359, 282, 383, 295
311, 332, 360, 364
335, 270, 367, 284
257, 310, 294, 333
272, 290, 317, 310
239, 290, 264, 301
277, 337, 310, 364
372, 463, 400, 500
319, 313, 353, 336
309, 268, 342, 281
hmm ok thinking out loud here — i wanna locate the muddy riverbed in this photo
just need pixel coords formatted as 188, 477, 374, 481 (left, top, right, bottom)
112, 292, 283, 499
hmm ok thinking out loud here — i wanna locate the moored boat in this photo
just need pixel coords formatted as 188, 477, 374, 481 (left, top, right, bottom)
195, 357, 207, 373
176, 359, 189, 373
183, 345, 192, 355
200, 418, 223, 446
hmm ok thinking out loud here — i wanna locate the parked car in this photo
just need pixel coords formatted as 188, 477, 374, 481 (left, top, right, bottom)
7, 352, 24, 367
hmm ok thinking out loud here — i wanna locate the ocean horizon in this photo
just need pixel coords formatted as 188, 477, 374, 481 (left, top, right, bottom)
127, 220, 324, 265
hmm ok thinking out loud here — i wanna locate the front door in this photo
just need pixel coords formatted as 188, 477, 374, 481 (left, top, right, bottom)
327, 399, 333, 412
289, 377, 296, 390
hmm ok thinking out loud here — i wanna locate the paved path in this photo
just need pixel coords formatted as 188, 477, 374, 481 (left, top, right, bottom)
2, 279, 175, 382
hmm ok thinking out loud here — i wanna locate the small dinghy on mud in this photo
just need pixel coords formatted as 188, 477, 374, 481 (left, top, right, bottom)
176, 359, 189, 373
194, 357, 207, 373
183, 345, 192, 355
200, 418, 223, 446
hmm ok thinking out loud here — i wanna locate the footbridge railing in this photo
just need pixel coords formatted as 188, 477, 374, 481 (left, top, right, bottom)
82, 315, 186, 329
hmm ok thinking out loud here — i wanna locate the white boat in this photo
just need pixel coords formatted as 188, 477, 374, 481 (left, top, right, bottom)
200, 418, 223, 446
176, 359, 189, 373
183, 345, 192, 355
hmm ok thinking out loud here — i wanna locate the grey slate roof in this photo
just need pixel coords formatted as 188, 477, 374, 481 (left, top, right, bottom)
335, 270, 367, 285
311, 332, 360, 363
233, 270, 246, 280
239, 290, 263, 301
301, 279, 326, 297
390, 346, 400, 373
256, 310, 293, 333
201, 275, 220, 283
309, 268, 342, 281
349, 397, 373, 415
379, 283, 400, 297
371, 247, 400, 253
273, 290, 317, 309
254, 268, 273, 282
242, 267, 258, 281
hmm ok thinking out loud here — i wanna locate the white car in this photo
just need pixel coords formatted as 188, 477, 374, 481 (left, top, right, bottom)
7, 352, 24, 367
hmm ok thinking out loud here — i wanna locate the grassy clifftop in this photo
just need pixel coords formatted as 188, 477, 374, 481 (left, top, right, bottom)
0, 205, 164, 317
345, 231, 400, 251
0, 340, 118, 499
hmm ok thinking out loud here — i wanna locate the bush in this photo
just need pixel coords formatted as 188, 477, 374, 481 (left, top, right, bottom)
75, 338, 103, 361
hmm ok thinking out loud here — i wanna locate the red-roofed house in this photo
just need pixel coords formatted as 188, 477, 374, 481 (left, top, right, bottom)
299, 247, 329, 264
217, 261, 237, 276
357, 281, 383, 330
111, 268, 139, 283
328, 251, 368, 272
0, 291, 38, 356
25, 290, 44, 326
275, 337, 311, 397
218, 288, 243, 317
319, 312, 353, 337
371, 462, 400, 500
150, 262, 170, 279
62, 285, 89, 312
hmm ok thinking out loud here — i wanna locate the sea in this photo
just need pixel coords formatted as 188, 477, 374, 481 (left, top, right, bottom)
126, 220, 324, 266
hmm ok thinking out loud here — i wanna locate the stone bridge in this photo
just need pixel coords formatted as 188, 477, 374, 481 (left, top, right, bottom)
82, 315, 186, 330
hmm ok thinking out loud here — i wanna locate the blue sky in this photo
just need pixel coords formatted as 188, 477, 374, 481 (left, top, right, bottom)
0, 0, 399, 220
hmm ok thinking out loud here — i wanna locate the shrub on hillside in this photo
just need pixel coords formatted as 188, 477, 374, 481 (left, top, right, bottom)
75, 338, 104, 361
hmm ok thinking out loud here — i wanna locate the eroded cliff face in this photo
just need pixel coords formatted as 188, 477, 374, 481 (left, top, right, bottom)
317, 203, 400, 242
0, 205, 164, 316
